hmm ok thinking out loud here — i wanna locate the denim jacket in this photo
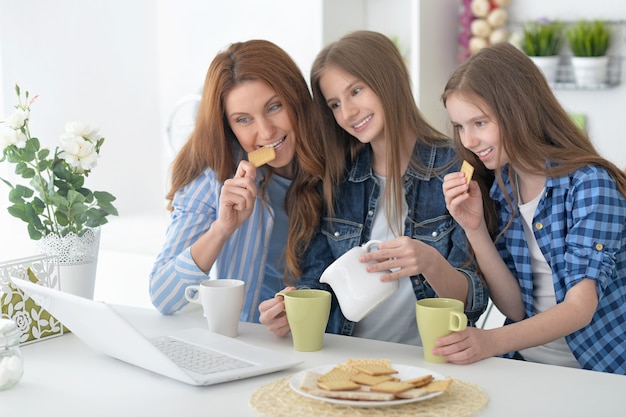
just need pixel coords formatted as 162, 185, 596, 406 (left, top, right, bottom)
298, 142, 488, 336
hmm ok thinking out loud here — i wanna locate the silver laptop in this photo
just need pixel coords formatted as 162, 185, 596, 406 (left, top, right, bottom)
11, 278, 302, 386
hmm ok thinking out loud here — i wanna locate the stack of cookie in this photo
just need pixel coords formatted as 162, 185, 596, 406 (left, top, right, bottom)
298, 359, 452, 402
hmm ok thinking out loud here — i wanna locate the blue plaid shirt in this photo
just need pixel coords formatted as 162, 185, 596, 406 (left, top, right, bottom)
492, 165, 626, 374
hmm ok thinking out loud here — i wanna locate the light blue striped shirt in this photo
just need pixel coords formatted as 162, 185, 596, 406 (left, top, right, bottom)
149, 167, 278, 322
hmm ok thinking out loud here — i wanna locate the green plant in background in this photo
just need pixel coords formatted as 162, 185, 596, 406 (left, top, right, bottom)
521, 19, 564, 56
566, 20, 612, 57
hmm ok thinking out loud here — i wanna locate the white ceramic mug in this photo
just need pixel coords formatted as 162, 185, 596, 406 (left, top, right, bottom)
184, 279, 245, 337
319, 240, 398, 322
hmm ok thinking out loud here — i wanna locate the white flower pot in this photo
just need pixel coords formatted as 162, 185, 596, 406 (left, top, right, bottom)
529, 56, 560, 84
570, 56, 609, 88
34, 228, 101, 299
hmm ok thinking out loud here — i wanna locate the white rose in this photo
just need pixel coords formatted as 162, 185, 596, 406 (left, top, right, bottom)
0, 126, 27, 149
58, 132, 99, 173
487, 8, 508, 28
5, 108, 29, 129
470, 0, 490, 18
471, 19, 492, 38
64, 121, 100, 142
493, 0, 511, 6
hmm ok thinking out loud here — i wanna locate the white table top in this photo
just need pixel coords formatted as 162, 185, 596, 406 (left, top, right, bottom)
4, 304, 625, 417
1, 240, 625, 416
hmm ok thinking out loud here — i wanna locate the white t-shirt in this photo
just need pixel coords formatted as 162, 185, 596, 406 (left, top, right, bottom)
352, 175, 421, 345
516, 187, 579, 368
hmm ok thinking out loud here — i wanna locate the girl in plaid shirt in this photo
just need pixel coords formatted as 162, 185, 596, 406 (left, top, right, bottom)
440, 42, 626, 374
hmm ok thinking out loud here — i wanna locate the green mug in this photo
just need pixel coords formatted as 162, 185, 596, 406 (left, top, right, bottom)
275, 289, 331, 352
415, 298, 467, 363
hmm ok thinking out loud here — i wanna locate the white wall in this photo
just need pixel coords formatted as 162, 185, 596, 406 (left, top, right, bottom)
0, 0, 164, 218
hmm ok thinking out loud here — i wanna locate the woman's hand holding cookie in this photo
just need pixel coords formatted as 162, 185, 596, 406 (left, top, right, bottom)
216, 160, 257, 235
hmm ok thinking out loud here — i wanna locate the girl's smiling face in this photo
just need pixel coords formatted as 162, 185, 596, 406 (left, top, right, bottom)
445, 92, 508, 170
318, 65, 385, 146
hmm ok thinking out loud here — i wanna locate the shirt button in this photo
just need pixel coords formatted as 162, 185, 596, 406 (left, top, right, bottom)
535, 222, 543, 230
431, 231, 438, 237
334, 231, 340, 237
595, 243, 604, 251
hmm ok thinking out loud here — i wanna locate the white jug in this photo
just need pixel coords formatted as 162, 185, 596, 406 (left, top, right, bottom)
319, 240, 399, 322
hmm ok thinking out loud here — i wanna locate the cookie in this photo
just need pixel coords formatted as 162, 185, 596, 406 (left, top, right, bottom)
317, 380, 361, 391
298, 371, 321, 392
423, 378, 453, 393
460, 160, 474, 185
346, 358, 392, 368
394, 387, 428, 399
248, 146, 276, 167
352, 363, 398, 376
405, 374, 434, 388
370, 380, 414, 394
350, 373, 395, 386
318, 366, 358, 383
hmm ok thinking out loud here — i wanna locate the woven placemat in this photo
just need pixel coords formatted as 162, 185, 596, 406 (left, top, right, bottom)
250, 376, 488, 417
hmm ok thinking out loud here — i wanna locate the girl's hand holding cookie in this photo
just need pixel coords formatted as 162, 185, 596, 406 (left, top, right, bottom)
442, 170, 484, 232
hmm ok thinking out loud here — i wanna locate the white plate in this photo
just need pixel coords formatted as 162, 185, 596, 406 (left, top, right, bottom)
289, 363, 445, 408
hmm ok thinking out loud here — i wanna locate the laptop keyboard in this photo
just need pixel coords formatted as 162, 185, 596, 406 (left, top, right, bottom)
151, 336, 254, 375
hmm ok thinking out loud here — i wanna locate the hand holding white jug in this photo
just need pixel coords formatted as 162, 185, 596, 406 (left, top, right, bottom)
319, 240, 399, 322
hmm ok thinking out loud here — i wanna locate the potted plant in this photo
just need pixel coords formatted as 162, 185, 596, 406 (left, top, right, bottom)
1, 84, 118, 299
520, 19, 565, 83
566, 20, 612, 87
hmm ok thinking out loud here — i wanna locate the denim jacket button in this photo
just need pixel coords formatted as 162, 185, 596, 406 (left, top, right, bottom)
368, 210, 374, 216
334, 231, 340, 237
431, 231, 438, 237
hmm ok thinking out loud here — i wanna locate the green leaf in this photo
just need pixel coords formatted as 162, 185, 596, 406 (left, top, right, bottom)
7, 204, 30, 222
54, 211, 69, 227
27, 223, 43, 240
15, 161, 35, 179
66, 189, 86, 205
49, 193, 69, 209
38, 148, 50, 160
8, 184, 33, 203
94, 191, 116, 203
31, 197, 46, 214
0, 177, 15, 189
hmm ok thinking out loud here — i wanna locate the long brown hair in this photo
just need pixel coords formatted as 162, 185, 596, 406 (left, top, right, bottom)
310, 30, 453, 233
442, 41, 626, 239
166, 39, 331, 281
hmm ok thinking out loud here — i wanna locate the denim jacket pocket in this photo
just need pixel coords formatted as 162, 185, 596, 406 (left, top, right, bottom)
407, 214, 456, 252
321, 217, 363, 255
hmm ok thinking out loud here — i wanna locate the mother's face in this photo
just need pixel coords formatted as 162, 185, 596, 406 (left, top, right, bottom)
224, 80, 296, 178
